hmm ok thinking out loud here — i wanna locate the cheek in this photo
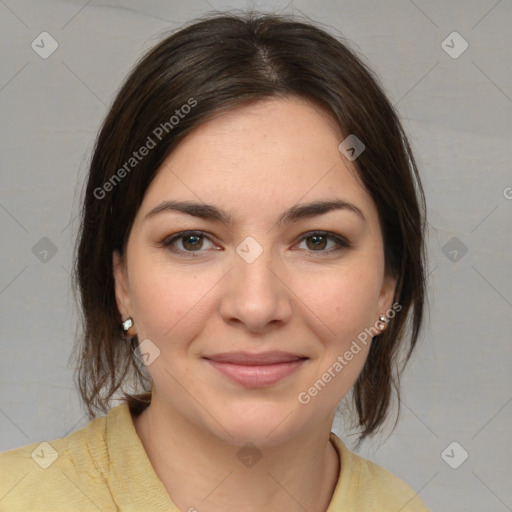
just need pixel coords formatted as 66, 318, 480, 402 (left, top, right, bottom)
292, 264, 383, 343
128, 254, 219, 343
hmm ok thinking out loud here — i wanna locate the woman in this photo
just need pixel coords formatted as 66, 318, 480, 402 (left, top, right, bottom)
0, 11, 429, 511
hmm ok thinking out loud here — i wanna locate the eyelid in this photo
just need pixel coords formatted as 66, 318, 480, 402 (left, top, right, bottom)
296, 230, 351, 251
160, 230, 218, 253
159, 230, 352, 255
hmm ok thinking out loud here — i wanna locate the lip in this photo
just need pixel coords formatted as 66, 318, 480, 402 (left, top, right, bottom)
204, 351, 307, 365
203, 351, 308, 388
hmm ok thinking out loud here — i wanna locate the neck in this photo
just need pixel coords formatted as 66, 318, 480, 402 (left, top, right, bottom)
131, 399, 340, 512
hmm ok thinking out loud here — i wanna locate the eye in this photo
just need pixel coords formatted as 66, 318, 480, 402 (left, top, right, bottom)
161, 231, 217, 255
296, 231, 351, 254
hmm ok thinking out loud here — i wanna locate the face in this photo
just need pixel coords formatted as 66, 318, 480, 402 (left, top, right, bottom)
113, 96, 396, 446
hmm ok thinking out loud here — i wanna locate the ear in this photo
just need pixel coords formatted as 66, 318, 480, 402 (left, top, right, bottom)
112, 250, 132, 319
376, 274, 397, 316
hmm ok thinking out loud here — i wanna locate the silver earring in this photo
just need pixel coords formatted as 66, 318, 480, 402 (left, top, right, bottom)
377, 315, 388, 330
122, 318, 133, 331
122, 317, 136, 337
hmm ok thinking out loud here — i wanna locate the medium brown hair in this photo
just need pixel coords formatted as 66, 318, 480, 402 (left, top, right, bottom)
73, 10, 427, 444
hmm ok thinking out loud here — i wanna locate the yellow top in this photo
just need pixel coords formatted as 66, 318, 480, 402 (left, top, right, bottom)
0, 403, 429, 511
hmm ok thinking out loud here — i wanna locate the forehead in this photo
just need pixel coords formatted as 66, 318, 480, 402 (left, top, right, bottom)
138, 97, 378, 229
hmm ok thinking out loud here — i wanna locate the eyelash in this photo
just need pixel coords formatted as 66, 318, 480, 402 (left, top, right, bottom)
159, 230, 351, 257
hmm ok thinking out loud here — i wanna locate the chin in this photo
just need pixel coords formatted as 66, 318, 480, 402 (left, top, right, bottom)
206, 402, 308, 448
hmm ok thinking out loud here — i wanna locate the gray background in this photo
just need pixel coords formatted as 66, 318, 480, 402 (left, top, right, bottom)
1, 1, 511, 510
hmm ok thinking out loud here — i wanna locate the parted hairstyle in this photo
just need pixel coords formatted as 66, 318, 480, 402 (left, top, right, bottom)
73, 10, 427, 445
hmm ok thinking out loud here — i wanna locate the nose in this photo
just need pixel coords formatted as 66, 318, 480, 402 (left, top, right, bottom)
219, 243, 293, 334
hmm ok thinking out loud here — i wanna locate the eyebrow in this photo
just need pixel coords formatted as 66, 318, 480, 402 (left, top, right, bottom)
145, 199, 367, 225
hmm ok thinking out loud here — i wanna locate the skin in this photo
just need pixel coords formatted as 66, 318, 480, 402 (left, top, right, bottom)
113, 96, 396, 512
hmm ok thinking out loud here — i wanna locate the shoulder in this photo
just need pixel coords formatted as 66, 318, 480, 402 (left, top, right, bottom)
0, 410, 115, 511
329, 433, 430, 512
